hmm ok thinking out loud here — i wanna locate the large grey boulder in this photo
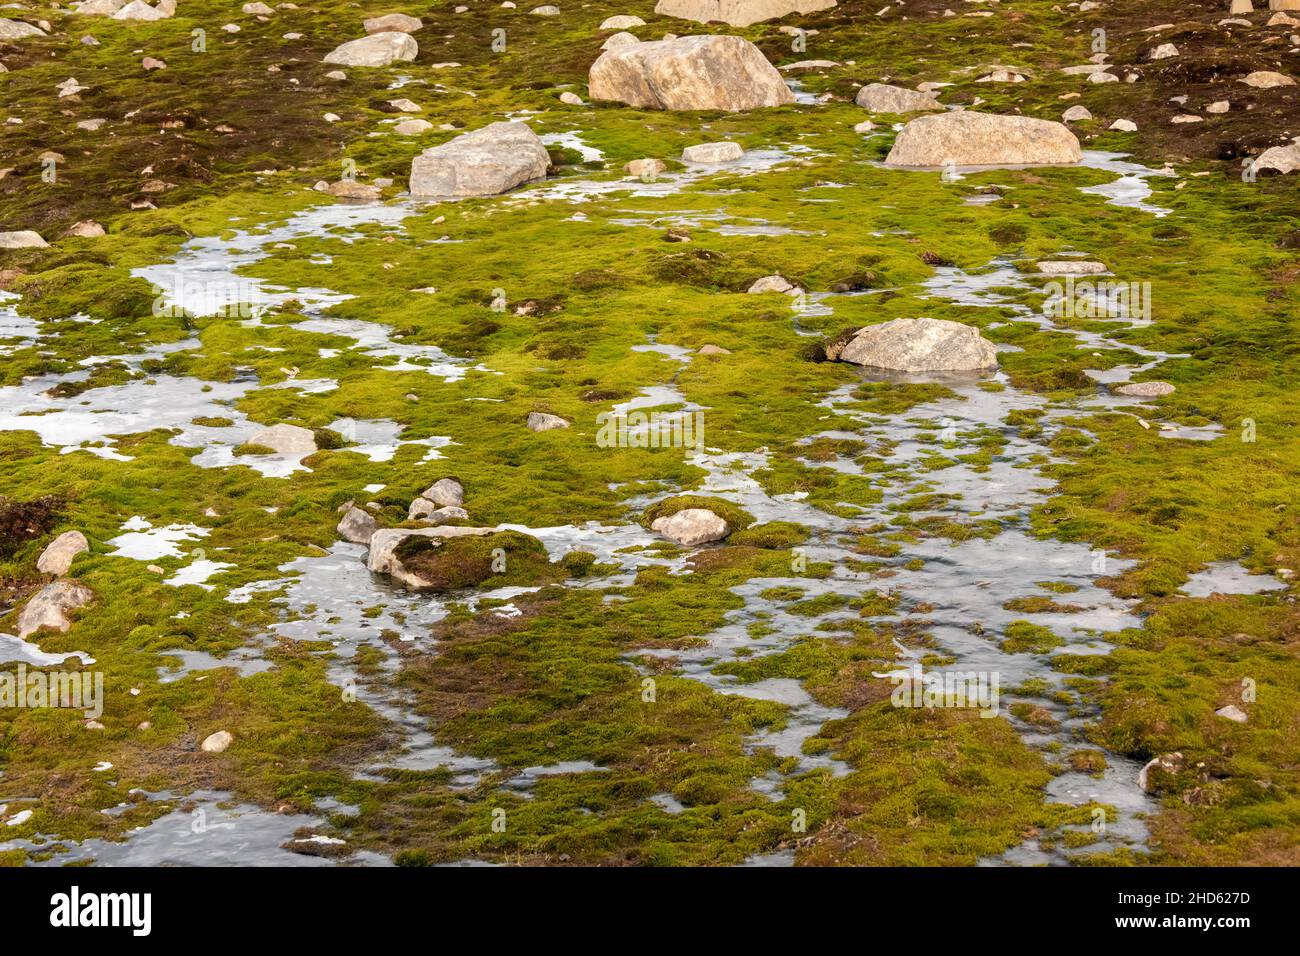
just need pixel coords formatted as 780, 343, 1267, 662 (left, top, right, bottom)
651, 508, 730, 546
409, 122, 549, 197
588, 34, 794, 112
885, 111, 1082, 167
337, 506, 378, 544
421, 478, 464, 508
17, 580, 94, 638
600, 14, 645, 28
602, 30, 641, 50
73, 0, 126, 13
112, 1, 171, 20
526, 412, 570, 431
0, 231, 49, 249
855, 83, 941, 114
363, 13, 422, 33
827, 317, 998, 372
37, 531, 90, 576
323, 32, 418, 67
682, 141, 743, 163
1241, 70, 1295, 89
409, 501, 469, 524
1256, 142, 1300, 174
0, 18, 46, 38
654, 0, 836, 27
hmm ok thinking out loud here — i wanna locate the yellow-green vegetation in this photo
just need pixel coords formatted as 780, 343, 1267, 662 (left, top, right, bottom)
0, 0, 1297, 867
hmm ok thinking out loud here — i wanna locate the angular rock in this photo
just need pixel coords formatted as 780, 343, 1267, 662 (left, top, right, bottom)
16, 580, 94, 638
337, 506, 378, 544
0, 18, 46, 38
885, 111, 1082, 167
625, 158, 666, 177
854, 82, 942, 114
527, 411, 570, 431
66, 220, 106, 238
828, 317, 998, 372
421, 477, 464, 508
113, 1, 170, 20
681, 141, 743, 163
37, 531, 90, 576
1037, 260, 1106, 275
1115, 381, 1175, 397
1061, 105, 1092, 122
409, 121, 549, 198
1241, 70, 1295, 88
393, 118, 433, 135
327, 180, 382, 200
1256, 141, 1300, 173
601, 31, 640, 50
698, 343, 731, 354
781, 59, 839, 72
651, 508, 729, 546
0, 231, 48, 249
323, 32, 418, 67
1110, 118, 1137, 132
243, 1, 274, 13
411, 504, 469, 525
74, 0, 127, 14
600, 14, 645, 28
363, 13, 422, 33
248, 423, 317, 455
981, 71, 1026, 84
653, 0, 836, 27
588, 34, 794, 111
1216, 704, 1248, 723
748, 274, 794, 293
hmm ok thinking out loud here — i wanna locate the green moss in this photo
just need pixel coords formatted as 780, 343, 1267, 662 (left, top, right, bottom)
393, 530, 559, 593
639, 496, 755, 533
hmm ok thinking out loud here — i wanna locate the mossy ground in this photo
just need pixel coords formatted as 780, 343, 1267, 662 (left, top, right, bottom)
1, 0, 1298, 866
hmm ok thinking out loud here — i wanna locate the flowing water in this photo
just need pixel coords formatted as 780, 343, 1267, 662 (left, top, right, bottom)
1, 139, 1203, 865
